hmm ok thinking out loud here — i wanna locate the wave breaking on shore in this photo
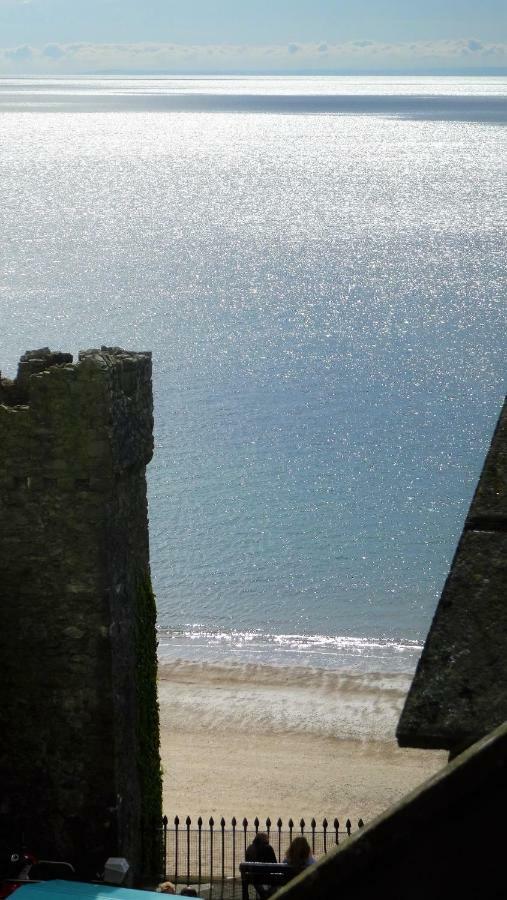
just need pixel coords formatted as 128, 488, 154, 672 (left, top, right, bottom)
158, 658, 413, 743
157, 626, 423, 673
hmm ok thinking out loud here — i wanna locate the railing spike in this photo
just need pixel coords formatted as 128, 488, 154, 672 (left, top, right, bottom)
197, 817, 203, 827
221, 817, 226, 828
322, 817, 328, 854
243, 818, 248, 828
333, 818, 339, 829
358, 818, 364, 828
232, 817, 237, 827
346, 819, 352, 836
266, 817, 271, 828
300, 818, 305, 832
254, 817, 260, 828
311, 818, 316, 828
288, 819, 294, 828
209, 817, 214, 827
277, 818, 283, 828
186, 816, 191, 826
174, 816, 180, 826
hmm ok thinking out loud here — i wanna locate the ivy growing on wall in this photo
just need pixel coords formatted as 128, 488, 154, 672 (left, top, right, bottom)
135, 572, 163, 879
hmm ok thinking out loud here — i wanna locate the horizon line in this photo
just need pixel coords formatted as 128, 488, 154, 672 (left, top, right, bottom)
2, 67, 507, 78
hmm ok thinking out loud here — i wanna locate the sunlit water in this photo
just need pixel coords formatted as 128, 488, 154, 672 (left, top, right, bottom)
1, 77, 505, 673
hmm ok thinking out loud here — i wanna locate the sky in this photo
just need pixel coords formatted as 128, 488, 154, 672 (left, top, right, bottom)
1, 0, 506, 75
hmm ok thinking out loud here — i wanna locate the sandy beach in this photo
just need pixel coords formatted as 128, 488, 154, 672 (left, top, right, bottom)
158, 660, 447, 826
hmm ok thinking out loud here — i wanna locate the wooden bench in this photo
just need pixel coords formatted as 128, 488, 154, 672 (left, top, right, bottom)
239, 862, 299, 900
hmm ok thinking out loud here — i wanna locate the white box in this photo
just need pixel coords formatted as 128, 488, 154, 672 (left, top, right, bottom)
104, 857, 130, 884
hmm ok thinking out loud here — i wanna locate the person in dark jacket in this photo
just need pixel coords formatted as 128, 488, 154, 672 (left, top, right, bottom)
245, 832, 278, 898
245, 831, 277, 863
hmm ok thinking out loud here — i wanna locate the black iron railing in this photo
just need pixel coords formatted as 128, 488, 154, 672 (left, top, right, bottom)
159, 815, 365, 882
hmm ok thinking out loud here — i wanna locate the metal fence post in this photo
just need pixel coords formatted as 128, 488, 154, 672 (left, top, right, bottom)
209, 818, 214, 882
311, 819, 316, 854
288, 819, 294, 843
322, 819, 328, 854
346, 819, 352, 837
266, 818, 271, 842
197, 817, 202, 884
300, 818, 305, 836
220, 818, 226, 880
162, 816, 168, 877
174, 817, 179, 882
358, 818, 364, 829
277, 819, 282, 863
186, 817, 191, 884
232, 818, 237, 878
209, 816, 215, 881
243, 819, 248, 857
334, 818, 339, 845
254, 817, 259, 836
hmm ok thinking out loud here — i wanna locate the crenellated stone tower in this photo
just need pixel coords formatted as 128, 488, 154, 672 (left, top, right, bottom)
0, 347, 162, 881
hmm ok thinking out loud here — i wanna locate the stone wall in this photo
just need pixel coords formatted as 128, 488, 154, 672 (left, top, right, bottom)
0, 348, 162, 881
397, 397, 507, 756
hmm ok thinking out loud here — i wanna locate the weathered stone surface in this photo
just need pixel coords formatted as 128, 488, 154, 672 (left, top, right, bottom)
397, 530, 507, 750
275, 721, 507, 900
397, 397, 507, 754
0, 347, 161, 881
466, 398, 507, 526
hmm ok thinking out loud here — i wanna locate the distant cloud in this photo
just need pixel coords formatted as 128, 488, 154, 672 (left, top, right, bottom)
4, 43, 32, 60
1, 38, 506, 74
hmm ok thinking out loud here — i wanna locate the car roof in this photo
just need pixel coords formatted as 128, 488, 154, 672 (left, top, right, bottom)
13, 880, 164, 898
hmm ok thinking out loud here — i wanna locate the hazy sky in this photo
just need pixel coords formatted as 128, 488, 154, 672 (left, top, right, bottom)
1, 0, 506, 74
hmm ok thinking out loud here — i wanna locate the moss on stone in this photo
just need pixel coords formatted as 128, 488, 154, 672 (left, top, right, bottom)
135, 573, 163, 879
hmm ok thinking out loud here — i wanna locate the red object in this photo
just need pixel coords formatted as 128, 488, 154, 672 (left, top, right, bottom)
0, 881, 30, 898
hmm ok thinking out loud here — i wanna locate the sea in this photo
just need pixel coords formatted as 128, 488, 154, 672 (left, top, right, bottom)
1, 76, 505, 734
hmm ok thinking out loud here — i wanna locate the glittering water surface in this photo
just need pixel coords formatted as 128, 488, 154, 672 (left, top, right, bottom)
1, 77, 505, 672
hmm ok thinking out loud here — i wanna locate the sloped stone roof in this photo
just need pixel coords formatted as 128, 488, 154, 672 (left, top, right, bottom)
396, 397, 507, 754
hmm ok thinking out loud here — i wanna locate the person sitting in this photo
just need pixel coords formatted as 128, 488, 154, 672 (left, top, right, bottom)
156, 881, 176, 894
245, 831, 277, 863
245, 831, 278, 898
283, 836, 315, 869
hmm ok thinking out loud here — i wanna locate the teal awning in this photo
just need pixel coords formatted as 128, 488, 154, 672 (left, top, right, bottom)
14, 880, 164, 898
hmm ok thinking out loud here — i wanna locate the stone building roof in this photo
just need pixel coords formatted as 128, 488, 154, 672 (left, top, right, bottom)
396, 397, 507, 754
